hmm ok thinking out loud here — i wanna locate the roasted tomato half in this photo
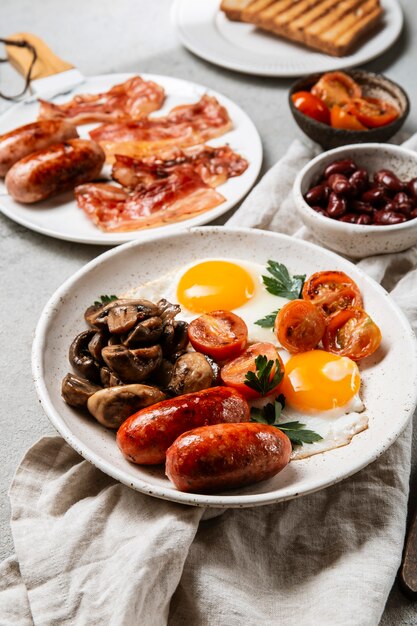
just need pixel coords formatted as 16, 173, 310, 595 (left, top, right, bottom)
302, 271, 363, 317
291, 91, 330, 124
188, 310, 248, 361
322, 307, 382, 361
220, 342, 284, 399
274, 299, 326, 353
311, 72, 362, 108
330, 105, 367, 130
344, 97, 399, 128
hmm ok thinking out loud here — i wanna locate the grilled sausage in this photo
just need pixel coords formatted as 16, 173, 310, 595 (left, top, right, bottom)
0, 120, 78, 177
116, 386, 250, 465
5, 138, 105, 203
165, 422, 292, 493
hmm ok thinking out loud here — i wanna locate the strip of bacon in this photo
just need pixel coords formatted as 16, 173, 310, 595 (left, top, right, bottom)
89, 95, 232, 160
38, 76, 165, 125
111, 145, 248, 189
75, 163, 225, 232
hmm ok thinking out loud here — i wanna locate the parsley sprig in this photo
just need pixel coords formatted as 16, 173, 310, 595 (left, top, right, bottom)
93, 294, 118, 307
251, 395, 323, 449
254, 310, 280, 329
262, 260, 305, 300
244, 354, 283, 397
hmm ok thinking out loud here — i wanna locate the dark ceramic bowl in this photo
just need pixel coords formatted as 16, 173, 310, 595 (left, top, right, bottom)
289, 70, 409, 150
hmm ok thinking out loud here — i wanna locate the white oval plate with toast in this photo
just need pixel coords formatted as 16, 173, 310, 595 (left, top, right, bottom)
32, 227, 417, 507
0, 73, 262, 245
173, 0, 403, 77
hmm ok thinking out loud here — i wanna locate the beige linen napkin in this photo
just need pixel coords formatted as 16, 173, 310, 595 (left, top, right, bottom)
1, 139, 417, 626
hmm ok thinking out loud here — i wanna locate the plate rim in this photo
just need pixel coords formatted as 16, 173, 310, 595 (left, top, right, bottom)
31, 225, 417, 507
172, 0, 404, 77
0, 73, 262, 245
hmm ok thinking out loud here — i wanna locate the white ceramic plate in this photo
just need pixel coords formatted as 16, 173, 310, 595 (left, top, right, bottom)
32, 227, 417, 507
0, 74, 262, 245
172, 0, 403, 77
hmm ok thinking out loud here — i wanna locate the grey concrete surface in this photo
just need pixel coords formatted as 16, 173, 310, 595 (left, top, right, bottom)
0, 1, 416, 622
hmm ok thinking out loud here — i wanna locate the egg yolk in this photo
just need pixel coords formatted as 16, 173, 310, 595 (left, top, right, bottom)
281, 350, 360, 412
176, 260, 255, 313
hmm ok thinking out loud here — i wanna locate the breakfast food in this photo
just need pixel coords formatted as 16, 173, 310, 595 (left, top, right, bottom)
304, 159, 417, 225
117, 386, 250, 465
38, 76, 165, 124
165, 422, 292, 493
292, 72, 400, 130
62, 257, 382, 492
5, 139, 105, 203
89, 95, 232, 160
220, 0, 384, 57
0, 120, 79, 177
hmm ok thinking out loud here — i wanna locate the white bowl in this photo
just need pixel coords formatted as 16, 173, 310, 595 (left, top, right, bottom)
293, 143, 417, 259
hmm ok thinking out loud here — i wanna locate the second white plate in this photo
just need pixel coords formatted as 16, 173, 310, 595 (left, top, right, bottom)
173, 0, 403, 77
0, 73, 262, 245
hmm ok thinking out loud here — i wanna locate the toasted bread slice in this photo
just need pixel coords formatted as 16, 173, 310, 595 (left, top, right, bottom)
220, 0, 383, 56
220, 0, 253, 20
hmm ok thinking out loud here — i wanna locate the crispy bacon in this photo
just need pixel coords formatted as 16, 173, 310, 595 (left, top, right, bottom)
112, 145, 248, 189
75, 163, 225, 232
89, 95, 233, 160
38, 76, 165, 125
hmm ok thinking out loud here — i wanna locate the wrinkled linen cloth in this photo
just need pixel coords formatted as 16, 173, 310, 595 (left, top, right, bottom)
1, 138, 417, 626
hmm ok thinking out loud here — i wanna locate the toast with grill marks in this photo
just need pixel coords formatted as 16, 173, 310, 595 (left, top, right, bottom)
220, 0, 384, 57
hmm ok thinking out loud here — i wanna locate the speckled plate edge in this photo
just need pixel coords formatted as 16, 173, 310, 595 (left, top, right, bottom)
32, 226, 417, 507
0, 73, 262, 245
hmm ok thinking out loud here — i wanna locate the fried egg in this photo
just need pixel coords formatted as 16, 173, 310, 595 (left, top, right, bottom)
131, 259, 368, 461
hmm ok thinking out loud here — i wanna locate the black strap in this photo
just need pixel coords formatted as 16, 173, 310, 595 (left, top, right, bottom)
0, 37, 37, 101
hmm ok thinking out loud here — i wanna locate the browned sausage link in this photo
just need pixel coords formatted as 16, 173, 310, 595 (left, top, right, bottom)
0, 120, 78, 177
165, 422, 292, 493
116, 386, 250, 465
5, 138, 105, 203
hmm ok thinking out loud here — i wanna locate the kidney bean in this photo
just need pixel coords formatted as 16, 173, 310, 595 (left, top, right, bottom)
327, 173, 351, 196
374, 210, 407, 225
361, 187, 387, 206
324, 159, 357, 179
393, 192, 413, 215
305, 184, 329, 206
407, 178, 417, 199
410, 208, 417, 219
356, 214, 372, 225
327, 192, 347, 218
351, 200, 373, 214
349, 168, 369, 195
339, 213, 358, 223
312, 206, 327, 216
374, 169, 404, 192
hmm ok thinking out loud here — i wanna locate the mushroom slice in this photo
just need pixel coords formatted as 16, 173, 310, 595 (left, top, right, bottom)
157, 299, 181, 323
85, 298, 158, 331
87, 384, 166, 429
69, 330, 101, 384
61, 373, 102, 408
88, 331, 108, 362
123, 316, 163, 347
100, 366, 123, 388
101, 344, 162, 383
149, 358, 174, 389
167, 353, 214, 396
161, 320, 189, 361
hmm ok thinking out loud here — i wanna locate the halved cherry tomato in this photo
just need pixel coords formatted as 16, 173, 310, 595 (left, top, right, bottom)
220, 342, 284, 399
188, 310, 248, 361
291, 91, 330, 124
311, 72, 362, 108
274, 300, 326, 353
322, 307, 382, 361
302, 271, 363, 317
330, 105, 367, 130
344, 97, 399, 129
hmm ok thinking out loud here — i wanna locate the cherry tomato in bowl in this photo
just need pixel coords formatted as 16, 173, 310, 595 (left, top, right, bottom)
311, 72, 362, 108
322, 307, 382, 361
188, 310, 248, 361
344, 97, 399, 128
220, 342, 284, 400
330, 105, 367, 130
291, 91, 330, 125
302, 271, 363, 317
